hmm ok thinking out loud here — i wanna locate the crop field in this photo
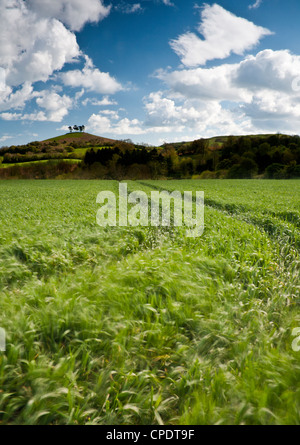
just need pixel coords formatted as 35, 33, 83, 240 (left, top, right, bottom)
0, 179, 299, 425
0, 159, 82, 169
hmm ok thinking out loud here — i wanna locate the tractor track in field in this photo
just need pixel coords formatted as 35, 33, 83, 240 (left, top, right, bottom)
135, 181, 300, 254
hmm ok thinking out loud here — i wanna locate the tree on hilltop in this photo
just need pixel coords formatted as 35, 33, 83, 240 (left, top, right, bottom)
70, 125, 85, 132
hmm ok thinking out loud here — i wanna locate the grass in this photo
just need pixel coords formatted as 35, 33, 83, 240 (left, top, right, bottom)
0, 159, 82, 169
44, 132, 95, 142
178, 134, 277, 149
0, 147, 116, 168
0, 179, 299, 425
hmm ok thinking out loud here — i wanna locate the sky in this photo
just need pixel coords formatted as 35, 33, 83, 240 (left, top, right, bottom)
1, 0, 300, 146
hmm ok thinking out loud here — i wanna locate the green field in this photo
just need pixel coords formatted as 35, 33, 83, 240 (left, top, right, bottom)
0, 159, 82, 169
0, 180, 299, 425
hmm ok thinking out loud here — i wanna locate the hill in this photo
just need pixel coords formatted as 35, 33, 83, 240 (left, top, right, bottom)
0, 132, 133, 170
42, 132, 118, 148
163, 134, 287, 151
159, 133, 300, 179
0, 132, 299, 180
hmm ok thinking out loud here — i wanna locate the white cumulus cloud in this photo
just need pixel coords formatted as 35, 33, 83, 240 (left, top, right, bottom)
26, 0, 111, 31
153, 48, 300, 136
88, 113, 145, 135
170, 3, 272, 67
1, 90, 73, 122
61, 56, 123, 95
0, 0, 118, 121
156, 64, 251, 102
0, 82, 36, 112
36, 91, 74, 122
0, 1, 80, 87
143, 91, 252, 137
158, 49, 300, 101
82, 96, 118, 107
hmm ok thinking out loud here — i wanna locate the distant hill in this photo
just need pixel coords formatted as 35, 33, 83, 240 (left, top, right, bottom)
42, 132, 120, 148
1, 132, 299, 180
159, 133, 300, 179
0, 132, 134, 166
162, 134, 288, 151
0, 132, 133, 175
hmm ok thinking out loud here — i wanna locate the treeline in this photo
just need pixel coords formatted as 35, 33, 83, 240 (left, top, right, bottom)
2, 151, 81, 164
163, 134, 300, 179
0, 138, 107, 155
1, 140, 62, 154
0, 138, 114, 164
0, 161, 78, 179
80, 135, 300, 180
82, 143, 195, 179
1, 133, 300, 180
216, 134, 300, 179
84, 145, 163, 167
1, 141, 74, 164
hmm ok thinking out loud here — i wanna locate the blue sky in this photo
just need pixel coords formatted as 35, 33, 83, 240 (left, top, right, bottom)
1, 0, 300, 146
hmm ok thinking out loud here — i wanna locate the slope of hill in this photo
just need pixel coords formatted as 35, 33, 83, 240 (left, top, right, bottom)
42, 132, 118, 148
0, 132, 142, 178
1, 132, 300, 180
159, 133, 300, 179
163, 134, 287, 151
0, 132, 129, 167
0, 132, 118, 176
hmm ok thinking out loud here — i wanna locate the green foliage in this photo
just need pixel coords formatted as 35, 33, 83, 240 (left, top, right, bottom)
0, 160, 80, 179
1, 133, 300, 179
227, 158, 258, 179
0, 180, 299, 424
